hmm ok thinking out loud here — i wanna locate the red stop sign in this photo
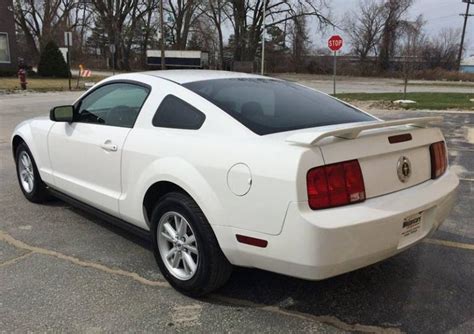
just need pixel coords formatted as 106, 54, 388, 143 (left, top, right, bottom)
328, 35, 343, 51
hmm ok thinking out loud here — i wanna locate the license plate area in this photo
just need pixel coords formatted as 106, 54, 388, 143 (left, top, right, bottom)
398, 211, 424, 248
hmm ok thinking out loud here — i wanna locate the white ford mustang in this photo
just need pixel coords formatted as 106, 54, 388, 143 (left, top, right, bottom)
12, 70, 459, 296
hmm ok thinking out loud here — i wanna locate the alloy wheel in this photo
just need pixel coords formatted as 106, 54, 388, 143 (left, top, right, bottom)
157, 211, 199, 280
18, 151, 34, 193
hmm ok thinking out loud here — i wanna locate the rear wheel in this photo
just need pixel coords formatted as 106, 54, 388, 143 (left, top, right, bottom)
151, 192, 232, 296
15, 142, 49, 203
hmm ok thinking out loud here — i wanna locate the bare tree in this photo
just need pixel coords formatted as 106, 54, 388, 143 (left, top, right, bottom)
13, 0, 332, 71
378, 0, 413, 71
68, 0, 95, 61
134, 0, 160, 66
290, 7, 310, 72
90, 0, 159, 70
90, 0, 135, 69
14, 0, 78, 58
399, 15, 425, 99
227, 0, 331, 62
344, 0, 384, 63
187, 15, 219, 67
124, 0, 161, 68
165, 0, 203, 49
202, 0, 228, 68
422, 28, 461, 71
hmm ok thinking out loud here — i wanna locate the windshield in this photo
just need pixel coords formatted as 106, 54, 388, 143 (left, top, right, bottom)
183, 78, 375, 135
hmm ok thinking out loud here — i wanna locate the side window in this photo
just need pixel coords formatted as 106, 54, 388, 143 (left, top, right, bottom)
76, 82, 150, 128
153, 95, 205, 130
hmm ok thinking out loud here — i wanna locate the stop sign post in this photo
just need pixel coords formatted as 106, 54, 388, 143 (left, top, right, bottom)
328, 35, 343, 95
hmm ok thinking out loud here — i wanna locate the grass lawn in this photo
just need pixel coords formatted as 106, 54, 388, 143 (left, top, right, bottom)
334, 92, 474, 110
0, 76, 106, 92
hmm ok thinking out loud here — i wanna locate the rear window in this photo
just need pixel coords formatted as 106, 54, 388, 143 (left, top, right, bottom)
183, 78, 374, 135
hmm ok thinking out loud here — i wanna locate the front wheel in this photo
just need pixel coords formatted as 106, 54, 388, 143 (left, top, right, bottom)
151, 192, 232, 297
15, 142, 50, 203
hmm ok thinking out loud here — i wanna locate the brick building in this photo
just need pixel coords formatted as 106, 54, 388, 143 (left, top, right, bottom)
0, 0, 18, 73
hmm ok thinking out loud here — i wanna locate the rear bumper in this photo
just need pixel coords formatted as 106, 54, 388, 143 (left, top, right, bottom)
216, 169, 459, 280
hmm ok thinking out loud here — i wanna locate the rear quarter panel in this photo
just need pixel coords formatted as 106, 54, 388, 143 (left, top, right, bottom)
120, 131, 309, 235
118, 76, 314, 235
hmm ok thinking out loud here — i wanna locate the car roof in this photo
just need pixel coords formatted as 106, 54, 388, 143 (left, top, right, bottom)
140, 69, 270, 84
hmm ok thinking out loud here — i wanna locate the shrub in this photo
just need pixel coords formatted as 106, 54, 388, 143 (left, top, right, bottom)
37, 41, 70, 78
0, 69, 17, 77
413, 68, 474, 82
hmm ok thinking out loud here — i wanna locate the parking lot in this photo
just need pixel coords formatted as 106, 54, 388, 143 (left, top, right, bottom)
0, 91, 473, 333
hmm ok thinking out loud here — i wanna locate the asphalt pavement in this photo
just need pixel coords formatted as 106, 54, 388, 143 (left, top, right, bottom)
0, 91, 473, 333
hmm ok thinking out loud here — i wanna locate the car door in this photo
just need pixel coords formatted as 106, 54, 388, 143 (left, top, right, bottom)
48, 81, 150, 215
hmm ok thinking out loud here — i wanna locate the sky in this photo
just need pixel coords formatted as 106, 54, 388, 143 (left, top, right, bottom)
317, 0, 474, 56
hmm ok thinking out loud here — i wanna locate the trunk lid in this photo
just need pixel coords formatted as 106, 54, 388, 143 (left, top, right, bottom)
318, 127, 443, 198
286, 118, 444, 199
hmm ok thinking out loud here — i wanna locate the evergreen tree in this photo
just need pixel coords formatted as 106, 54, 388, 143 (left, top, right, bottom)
37, 41, 70, 77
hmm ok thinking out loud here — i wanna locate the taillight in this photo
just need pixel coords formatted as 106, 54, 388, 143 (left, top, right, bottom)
430, 141, 447, 179
307, 160, 365, 210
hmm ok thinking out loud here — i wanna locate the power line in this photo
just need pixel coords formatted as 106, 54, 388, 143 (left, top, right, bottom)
429, 14, 458, 20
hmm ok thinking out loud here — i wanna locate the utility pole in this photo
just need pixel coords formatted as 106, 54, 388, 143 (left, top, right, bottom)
65, 15, 72, 90
160, 0, 165, 70
261, 0, 267, 75
111, 43, 116, 75
458, 0, 473, 69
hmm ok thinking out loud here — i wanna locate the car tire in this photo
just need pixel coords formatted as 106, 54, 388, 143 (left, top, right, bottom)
15, 142, 50, 203
151, 191, 232, 297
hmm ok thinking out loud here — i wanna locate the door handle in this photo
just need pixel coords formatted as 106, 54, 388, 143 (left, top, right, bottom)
100, 141, 118, 152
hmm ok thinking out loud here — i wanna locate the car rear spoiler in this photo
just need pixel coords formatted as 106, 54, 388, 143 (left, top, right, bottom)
285, 116, 443, 146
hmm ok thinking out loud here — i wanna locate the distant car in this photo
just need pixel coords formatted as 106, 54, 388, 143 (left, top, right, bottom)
12, 70, 459, 296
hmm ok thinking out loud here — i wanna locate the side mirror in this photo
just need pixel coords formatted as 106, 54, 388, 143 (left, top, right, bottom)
50, 105, 74, 122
